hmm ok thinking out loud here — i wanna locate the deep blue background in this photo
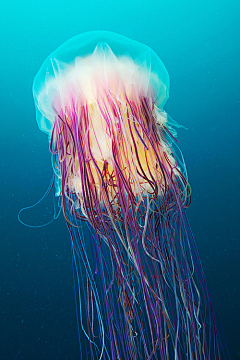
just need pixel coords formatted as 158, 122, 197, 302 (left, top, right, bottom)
0, 0, 239, 359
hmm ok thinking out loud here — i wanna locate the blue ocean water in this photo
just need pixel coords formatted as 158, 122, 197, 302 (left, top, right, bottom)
0, 0, 239, 359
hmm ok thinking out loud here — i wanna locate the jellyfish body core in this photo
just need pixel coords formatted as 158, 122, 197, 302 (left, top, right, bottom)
33, 31, 226, 360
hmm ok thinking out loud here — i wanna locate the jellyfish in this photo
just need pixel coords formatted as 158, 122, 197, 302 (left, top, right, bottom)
30, 31, 227, 360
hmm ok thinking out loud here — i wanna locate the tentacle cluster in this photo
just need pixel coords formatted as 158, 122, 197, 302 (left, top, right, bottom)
49, 88, 222, 360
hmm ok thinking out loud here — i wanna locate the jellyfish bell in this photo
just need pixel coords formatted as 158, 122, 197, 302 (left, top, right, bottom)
30, 31, 228, 360
33, 31, 169, 130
